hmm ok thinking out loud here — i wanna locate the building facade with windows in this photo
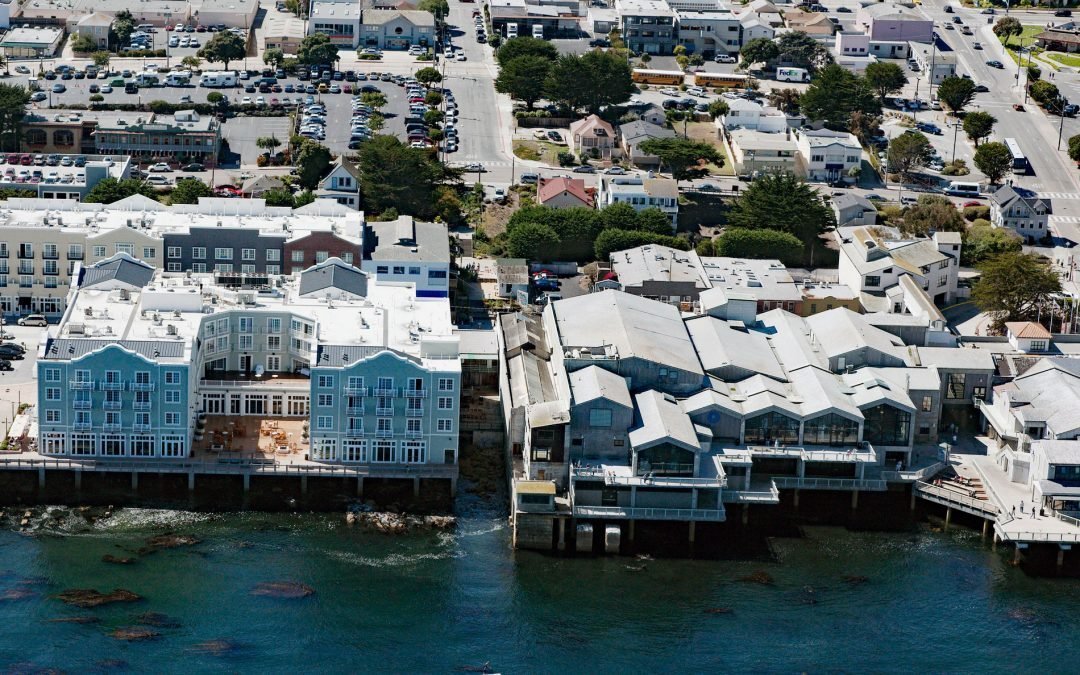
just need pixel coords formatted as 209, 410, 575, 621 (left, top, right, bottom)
37, 256, 461, 473
360, 216, 451, 298
616, 0, 678, 55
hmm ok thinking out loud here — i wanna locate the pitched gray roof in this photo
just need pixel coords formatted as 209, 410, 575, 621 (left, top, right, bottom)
43, 339, 184, 361
619, 120, 676, 144
80, 253, 155, 289
990, 184, 1051, 213
299, 258, 369, 297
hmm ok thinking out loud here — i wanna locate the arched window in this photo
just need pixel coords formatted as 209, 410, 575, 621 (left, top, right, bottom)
24, 129, 46, 146
53, 130, 74, 147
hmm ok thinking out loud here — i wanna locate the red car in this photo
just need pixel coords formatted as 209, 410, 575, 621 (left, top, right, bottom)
164, 24, 174, 31
962, 201, 981, 208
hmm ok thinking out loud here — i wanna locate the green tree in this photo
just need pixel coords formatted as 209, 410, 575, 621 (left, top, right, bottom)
417, 0, 450, 23
423, 108, 444, 127
495, 55, 552, 109
297, 33, 340, 66
901, 195, 965, 237
776, 31, 833, 72
198, 31, 246, 70
937, 76, 976, 115
263, 47, 285, 69
993, 16, 1023, 46
508, 222, 560, 260
739, 37, 780, 70
962, 111, 996, 147
496, 35, 558, 66
887, 131, 934, 180
262, 187, 296, 207
962, 224, 1022, 266
111, 9, 136, 47
91, 51, 110, 69
544, 50, 633, 114
972, 251, 1062, 331
713, 228, 804, 265
294, 190, 316, 208
638, 137, 722, 180
181, 55, 203, 72
767, 88, 801, 114
256, 136, 282, 154
169, 177, 215, 204
356, 134, 456, 218
864, 62, 908, 104
727, 172, 835, 265
1029, 79, 1060, 106
415, 66, 443, 87
1068, 134, 1080, 163
707, 99, 730, 120
849, 110, 881, 146
294, 139, 333, 190
70, 34, 96, 53
599, 202, 641, 231
974, 141, 1013, 184
84, 177, 157, 204
594, 230, 689, 260
0, 84, 30, 153
507, 206, 603, 261
360, 91, 387, 109
800, 64, 880, 129
635, 208, 675, 235
425, 91, 443, 107
206, 91, 225, 104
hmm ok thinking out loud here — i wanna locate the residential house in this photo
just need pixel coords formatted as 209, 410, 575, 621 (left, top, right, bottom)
597, 176, 679, 228
1005, 321, 1053, 354
619, 120, 676, 167
537, 177, 596, 209
911, 43, 956, 84
675, 8, 742, 58
737, 0, 782, 28
1035, 22, 1080, 54
833, 193, 877, 227
784, 8, 834, 37
718, 97, 791, 132
569, 114, 618, 159
793, 127, 862, 182
739, 16, 774, 42
836, 225, 962, 307
856, 3, 933, 43
616, 0, 678, 55
496, 258, 530, 301
73, 12, 112, 51
316, 158, 361, 210
724, 128, 798, 175
359, 9, 436, 49
989, 185, 1050, 244
360, 216, 451, 298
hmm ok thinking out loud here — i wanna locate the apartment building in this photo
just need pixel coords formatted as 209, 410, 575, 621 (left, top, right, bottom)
597, 176, 679, 227
616, 0, 678, 55
37, 255, 460, 473
989, 185, 1050, 244
836, 225, 961, 306
360, 216, 451, 298
90, 111, 221, 169
793, 128, 863, 182
674, 8, 742, 58
0, 197, 363, 320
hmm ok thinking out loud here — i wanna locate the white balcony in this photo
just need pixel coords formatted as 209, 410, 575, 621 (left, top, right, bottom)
133, 402, 152, 411
70, 381, 94, 390
373, 387, 397, 397
375, 429, 394, 439
72, 400, 91, 410
102, 401, 122, 410
99, 382, 124, 391
404, 389, 428, 398
346, 428, 366, 437
376, 407, 394, 416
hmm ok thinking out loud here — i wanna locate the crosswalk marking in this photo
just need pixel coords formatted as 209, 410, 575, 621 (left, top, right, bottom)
1050, 215, 1080, 224
1038, 193, 1080, 200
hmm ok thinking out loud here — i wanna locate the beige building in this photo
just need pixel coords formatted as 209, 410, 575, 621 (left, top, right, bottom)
568, 115, 617, 159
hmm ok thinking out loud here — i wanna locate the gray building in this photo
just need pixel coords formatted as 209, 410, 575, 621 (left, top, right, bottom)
163, 227, 287, 281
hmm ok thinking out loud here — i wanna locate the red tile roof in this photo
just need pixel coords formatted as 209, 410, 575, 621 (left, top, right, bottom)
1006, 321, 1052, 339
537, 177, 595, 208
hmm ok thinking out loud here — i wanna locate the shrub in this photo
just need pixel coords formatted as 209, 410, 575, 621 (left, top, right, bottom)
557, 151, 576, 166
963, 205, 990, 221
971, 218, 991, 229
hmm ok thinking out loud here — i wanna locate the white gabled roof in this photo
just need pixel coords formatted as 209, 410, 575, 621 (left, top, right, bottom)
629, 390, 702, 452
570, 365, 632, 409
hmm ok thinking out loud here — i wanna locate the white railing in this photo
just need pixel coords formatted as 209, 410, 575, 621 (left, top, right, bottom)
881, 462, 946, 483
748, 444, 876, 463
915, 481, 998, 516
1056, 511, 1080, 528
772, 476, 887, 491
998, 529, 1080, 544
723, 481, 781, 503
0, 456, 458, 478
606, 474, 724, 487
199, 378, 308, 389
572, 505, 727, 521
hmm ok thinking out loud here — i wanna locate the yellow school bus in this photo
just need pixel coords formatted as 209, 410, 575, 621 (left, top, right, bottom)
631, 69, 686, 85
693, 72, 750, 89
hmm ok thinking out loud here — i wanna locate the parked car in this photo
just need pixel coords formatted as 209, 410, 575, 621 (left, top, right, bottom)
181, 162, 205, 171
714, 54, 737, 63
17, 314, 47, 327
148, 163, 172, 172
572, 165, 596, 173
0, 361, 12, 372
986, 60, 1004, 69
1056, 8, 1072, 16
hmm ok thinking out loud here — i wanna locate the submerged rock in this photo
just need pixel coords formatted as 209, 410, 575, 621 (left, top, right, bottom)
135, 612, 181, 628
349, 511, 456, 534
739, 570, 775, 586
703, 607, 733, 615
110, 627, 160, 642
0, 588, 36, 602
45, 615, 100, 624
842, 574, 869, 585
138, 534, 201, 555
102, 555, 136, 565
190, 639, 239, 656
94, 659, 129, 670
55, 588, 141, 608
250, 581, 315, 599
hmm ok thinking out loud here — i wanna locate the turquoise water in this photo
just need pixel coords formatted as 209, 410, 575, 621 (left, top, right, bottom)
0, 497, 1078, 673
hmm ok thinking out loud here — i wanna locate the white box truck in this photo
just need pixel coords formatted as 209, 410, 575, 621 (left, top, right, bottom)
532, 24, 544, 39
199, 71, 238, 88
507, 22, 518, 38
776, 67, 810, 82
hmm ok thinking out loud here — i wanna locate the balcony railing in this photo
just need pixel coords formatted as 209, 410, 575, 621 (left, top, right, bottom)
347, 406, 365, 415
406, 430, 424, 439
70, 381, 94, 390
572, 505, 727, 522
72, 400, 91, 410
99, 382, 124, 391
404, 389, 427, 398
343, 387, 366, 396
373, 387, 397, 397
102, 401, 122, 410
375, 429, 395, 439
102, 424, 123, 433
346, 428, 366, 437
130, 382, 155, 392
133, 424, 152, 433
405, 408, 424, 417
73, 422, 92, 431
376, 407, 394, 416
772, 476, 887, 491
133, 402, 152, 411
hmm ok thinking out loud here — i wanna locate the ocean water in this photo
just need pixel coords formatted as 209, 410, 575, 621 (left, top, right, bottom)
0, 496, 1077, 674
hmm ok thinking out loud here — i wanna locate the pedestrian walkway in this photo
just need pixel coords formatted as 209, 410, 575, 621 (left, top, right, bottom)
1040, 193, 1080, 201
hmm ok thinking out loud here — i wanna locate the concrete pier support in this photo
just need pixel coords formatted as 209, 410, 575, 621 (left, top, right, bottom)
130, 472, 138, 491
356, 476, 364, 498
742, 504, 749, 525
1058, 548, 1066, 573
242, 473, 250, 493
187, 472, 195, 491
628, 519, 635, 543
851, 490, 859, 510
992, 533, 999, 551
74, 470, 82, 490
557, 517, 566, 552
792, 489, 799, 510
689, 521, 696, 544
944, 507, 952, 531
412, 477, 420, 497
1013, 546, 1023, 565
981, 518, 989, 541
300, 476, 308, 495
37, 468, 45, 488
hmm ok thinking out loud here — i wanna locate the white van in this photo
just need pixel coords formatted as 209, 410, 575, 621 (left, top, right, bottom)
199, 70, 238, 88
532, 24, 544, 39
944, 181, 981, 197
165, 72, 191, 87
135, 71, 161, 87
507, 22, 519, 38
776, 67, 810, 82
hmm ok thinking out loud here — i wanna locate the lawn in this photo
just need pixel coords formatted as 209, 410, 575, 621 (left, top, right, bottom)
684, 122, 735, 176
1045, 52, 1080, 68
997, 25, 1048, 66
512, 140, 563, 166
